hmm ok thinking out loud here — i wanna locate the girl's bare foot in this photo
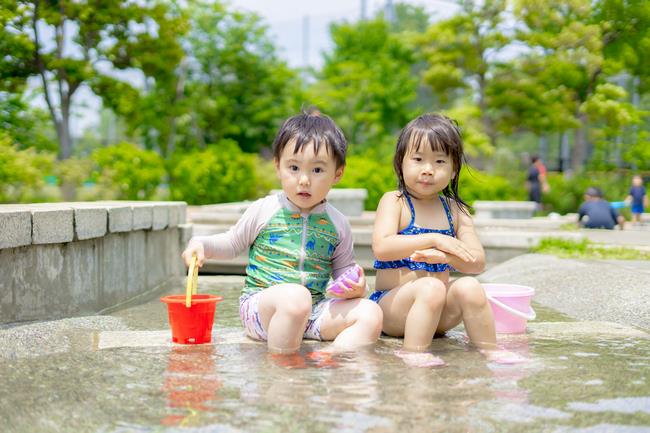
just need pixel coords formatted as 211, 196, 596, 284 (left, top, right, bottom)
395, 349, 446, 368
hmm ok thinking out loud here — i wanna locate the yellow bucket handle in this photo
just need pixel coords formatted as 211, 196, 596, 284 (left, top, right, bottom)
185, 254, 199, 307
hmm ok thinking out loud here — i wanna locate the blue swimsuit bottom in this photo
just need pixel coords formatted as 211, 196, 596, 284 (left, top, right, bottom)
370, 193, 456, 304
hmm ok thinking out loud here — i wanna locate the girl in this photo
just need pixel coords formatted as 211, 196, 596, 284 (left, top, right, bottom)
371, 113, 522, 367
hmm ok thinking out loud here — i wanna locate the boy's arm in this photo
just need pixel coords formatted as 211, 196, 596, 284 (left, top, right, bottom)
372, 192, 475, 263
189, 198, 266, 261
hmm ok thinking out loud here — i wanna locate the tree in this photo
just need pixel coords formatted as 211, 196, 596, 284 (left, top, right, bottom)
309, 19, 417, 154
1, 1, 184, 197
512, 0, 647, 172
129, 1, 301, 156
418, 0, 509, 146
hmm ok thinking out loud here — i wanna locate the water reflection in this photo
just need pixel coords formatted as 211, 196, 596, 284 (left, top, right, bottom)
161, 345, 222, 427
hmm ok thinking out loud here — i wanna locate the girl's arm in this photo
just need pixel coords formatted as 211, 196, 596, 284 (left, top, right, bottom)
444, 206, 485, 274
372, 192, 475, 263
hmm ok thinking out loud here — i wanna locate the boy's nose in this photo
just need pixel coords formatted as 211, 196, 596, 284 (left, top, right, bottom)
298, 173, 310, 185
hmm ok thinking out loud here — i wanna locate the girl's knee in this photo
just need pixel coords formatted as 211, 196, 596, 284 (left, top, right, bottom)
278, 284, 312, 318
414, 277, 446, 309
452, 277, 487, 309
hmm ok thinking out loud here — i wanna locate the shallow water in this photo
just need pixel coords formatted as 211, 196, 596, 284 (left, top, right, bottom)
1, 279, 649, 433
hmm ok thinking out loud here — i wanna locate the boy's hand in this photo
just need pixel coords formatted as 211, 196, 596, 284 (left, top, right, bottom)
432, 234, 476, 263
329, 267, 367, 299
181, 240, 205, 267
410, 248, 448, 264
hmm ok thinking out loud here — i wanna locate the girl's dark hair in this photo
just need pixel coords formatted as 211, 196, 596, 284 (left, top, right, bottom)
393, 113, 471, 213
272, 108, 347, 168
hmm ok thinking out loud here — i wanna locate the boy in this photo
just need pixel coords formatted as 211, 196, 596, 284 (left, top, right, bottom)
182, 110, 383, 356
626, 175, 647, 226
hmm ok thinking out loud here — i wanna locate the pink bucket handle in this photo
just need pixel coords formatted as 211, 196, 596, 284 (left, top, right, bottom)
486, 294, 536, 321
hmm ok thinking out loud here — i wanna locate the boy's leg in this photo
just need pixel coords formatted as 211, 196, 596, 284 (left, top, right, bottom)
377, 277, 446, 351
317, 298, 383, 351
437, 276, 496, 349
256, 284, 313, 353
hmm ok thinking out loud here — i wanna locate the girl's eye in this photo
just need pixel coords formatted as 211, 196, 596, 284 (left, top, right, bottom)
413, 157, 422, 162
437, 160, 447, 164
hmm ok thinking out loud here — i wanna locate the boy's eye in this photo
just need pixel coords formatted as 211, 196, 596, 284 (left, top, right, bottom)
289, 165, 299, 171
313, 167, 324, 174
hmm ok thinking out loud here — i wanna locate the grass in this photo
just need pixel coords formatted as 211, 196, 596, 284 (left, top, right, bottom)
531, 237, 650, 261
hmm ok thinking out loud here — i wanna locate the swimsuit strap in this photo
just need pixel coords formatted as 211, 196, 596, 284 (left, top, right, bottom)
439, 195, 455, 234
404, 192, 416, 227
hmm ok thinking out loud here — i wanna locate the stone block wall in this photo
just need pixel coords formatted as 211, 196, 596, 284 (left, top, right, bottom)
0, 201, 190, 324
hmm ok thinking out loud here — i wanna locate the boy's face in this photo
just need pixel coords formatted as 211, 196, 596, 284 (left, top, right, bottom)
275, 139, 344, 213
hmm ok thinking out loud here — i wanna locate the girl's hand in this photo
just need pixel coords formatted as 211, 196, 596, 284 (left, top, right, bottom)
410, 248, 448, 264
181, 240, 205, 267
432, 234, 476, 263
330, 267, 367, 299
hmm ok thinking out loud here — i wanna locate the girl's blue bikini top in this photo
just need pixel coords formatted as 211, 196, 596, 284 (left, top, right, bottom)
373, 192, 455, 273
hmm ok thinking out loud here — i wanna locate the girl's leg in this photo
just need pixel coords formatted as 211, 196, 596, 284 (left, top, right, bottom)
318, 298, 383, 351
257, 284, 312, 354
379, 277, 447, 351
436, 276, 496, 349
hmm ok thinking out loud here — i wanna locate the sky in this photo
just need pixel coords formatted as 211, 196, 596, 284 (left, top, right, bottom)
31, 0, 459, 136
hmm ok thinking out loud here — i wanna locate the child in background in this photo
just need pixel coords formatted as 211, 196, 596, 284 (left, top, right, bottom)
626, 175, 647, 226
578, 186, 625, 230
371, 113, 523, 367
182, 110, 383, 363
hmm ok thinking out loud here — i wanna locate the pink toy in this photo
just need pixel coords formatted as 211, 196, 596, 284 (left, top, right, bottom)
326, 265, 361, 295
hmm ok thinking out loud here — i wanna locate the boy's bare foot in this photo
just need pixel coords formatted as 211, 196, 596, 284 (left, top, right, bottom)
394, 349, 446, 368
305, 350, 340, 369
268, 352, 308, 369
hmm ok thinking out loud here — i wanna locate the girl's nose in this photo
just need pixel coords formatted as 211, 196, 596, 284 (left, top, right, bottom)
422, 164, 433, 175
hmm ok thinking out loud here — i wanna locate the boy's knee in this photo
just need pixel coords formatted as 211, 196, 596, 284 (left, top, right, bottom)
414, 277, 446, 308
278, 284, 312, 318
356, 300, 384, 336
452, 277, 487, 309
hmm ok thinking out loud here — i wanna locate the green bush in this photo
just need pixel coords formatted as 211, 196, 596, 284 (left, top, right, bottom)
169, 140, 260, 204
532, 237, 650, 260
0, 133, 55, 203
337, 154, 395, 210
460, 167, 524, 206
91, 142, 166, 200
544, 171, 631, 215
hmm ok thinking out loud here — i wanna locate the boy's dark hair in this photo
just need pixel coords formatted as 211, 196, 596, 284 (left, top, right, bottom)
393, 113, 470, 213
272, 108, 347, 168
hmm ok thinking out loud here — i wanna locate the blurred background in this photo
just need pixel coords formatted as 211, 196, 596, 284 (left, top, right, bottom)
2, 0, 649, 216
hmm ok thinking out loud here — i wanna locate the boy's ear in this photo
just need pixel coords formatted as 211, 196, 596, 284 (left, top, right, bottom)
274, 158, 281, 177
333, 165, 345, 184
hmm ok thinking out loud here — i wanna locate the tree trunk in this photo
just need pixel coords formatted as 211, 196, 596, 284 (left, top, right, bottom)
477, 72, 496, 147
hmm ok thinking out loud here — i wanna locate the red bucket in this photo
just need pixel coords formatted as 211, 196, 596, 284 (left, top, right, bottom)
160, 294, 223, 344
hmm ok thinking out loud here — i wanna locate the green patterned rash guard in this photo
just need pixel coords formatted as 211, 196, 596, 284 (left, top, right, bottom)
190, 192, 356, 304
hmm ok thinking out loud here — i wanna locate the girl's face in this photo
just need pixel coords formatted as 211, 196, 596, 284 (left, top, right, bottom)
401, 142, 454, 199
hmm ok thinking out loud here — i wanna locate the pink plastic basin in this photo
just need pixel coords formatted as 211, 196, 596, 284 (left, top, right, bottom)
483, 283, 536, 334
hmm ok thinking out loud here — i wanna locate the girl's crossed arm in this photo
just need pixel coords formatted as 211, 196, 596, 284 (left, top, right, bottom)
372, 192, 477, 265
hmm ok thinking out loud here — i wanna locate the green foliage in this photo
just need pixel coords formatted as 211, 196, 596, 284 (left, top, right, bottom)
0, 133, 54, 203
623, 132, 650, 170
459, 167, 524, 205
543, 171, 631, 214
91, 142, 166, 200
337, 155, 395, 211
309, 19, 418, 151
169, 141, 260, 205
532, 237, 650, 260
0, 93, 57, 152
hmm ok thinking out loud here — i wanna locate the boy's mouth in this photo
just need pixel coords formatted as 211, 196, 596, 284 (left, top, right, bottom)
297, 192, 312, 199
